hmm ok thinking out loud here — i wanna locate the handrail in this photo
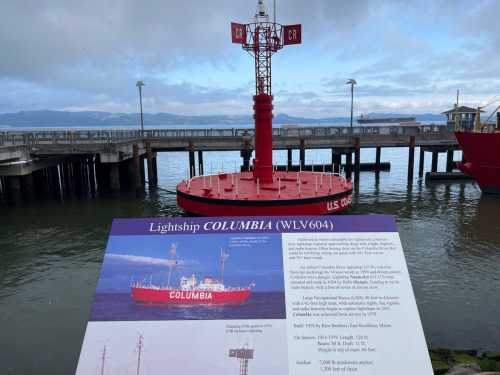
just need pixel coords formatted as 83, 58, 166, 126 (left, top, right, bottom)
0, 124, 451, 147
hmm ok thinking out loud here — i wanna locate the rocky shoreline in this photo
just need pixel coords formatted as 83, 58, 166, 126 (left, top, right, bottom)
430, 348, 500, 374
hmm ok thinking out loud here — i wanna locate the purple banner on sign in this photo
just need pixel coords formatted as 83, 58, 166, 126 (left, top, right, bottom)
110, 215, 397, 236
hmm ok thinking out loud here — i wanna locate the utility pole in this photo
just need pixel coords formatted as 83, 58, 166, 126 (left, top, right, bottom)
346, 79, 357, 130
136, 80, 145, 135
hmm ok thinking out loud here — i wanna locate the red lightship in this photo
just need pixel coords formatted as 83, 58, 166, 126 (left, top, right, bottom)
131, 244, 253, 305
455, 100, 500, 194
176, 0, 353, 216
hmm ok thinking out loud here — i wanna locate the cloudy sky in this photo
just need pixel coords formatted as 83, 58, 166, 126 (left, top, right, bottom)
1, 0, 499, 117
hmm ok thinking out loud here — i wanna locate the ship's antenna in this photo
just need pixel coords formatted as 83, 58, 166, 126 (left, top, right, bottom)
220, 248, 229, 284
136, 334, 143, 375
167, 243, 177, 288
274, 0, 276, 24
100, 345, 106, 375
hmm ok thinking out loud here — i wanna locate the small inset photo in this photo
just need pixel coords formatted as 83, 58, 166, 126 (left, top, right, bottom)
90, 233, 286, 321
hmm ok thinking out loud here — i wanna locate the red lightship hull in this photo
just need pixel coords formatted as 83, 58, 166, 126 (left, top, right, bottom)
455, 131, 500, 193
176, 171, 353, 216
131, 287, 252, 305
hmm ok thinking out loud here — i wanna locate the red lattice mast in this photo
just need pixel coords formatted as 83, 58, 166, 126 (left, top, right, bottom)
231, 0, 301, 183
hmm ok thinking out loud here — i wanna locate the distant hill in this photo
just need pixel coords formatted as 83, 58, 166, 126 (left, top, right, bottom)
0, 110, 445, 128
361, 112, 445, 122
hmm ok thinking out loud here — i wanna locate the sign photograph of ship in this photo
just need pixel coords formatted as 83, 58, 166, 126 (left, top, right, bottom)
131, 244, 255, 305
89, 233, 286, 321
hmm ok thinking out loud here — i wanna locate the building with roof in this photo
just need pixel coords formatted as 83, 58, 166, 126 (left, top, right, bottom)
442, 105, 482, 130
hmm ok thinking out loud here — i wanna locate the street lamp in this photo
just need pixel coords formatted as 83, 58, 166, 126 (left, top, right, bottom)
346, 79, 357, 129
136, 80, 145, 134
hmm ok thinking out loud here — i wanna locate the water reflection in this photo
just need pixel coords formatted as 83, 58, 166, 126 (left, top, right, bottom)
0, 147, 499, 374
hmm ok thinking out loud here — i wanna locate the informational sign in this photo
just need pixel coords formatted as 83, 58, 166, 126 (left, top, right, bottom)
231, 22, 247, 44
283, 24, 302, 45
76, 216, 432, 375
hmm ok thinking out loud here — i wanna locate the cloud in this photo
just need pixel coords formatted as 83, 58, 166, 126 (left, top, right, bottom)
1, 0, 500, 116
106, 253, 197, 266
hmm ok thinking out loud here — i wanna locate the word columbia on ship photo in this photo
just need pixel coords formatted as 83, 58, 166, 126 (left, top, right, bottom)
148, 219, 336, 234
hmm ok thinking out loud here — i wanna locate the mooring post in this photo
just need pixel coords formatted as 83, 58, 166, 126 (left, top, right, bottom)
198, 150, 204, 175
431, 151, 439, 172
408, 136, 415, 181
299, 139, 305, 169
375, 146, 381, 171
446, 149, 454, 172
287, 149, 293, 170
419, 148, 425, 177
346, 151, 353, 180
354, 137, 361, 182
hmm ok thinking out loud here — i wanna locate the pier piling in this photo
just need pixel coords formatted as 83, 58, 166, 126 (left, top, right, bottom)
419, 148, 425, 177
198, 151, 204, 175
331, 150, 341, 174
109, 163, 120, 192
145, 142, 157, 188
188, 149, 196, 178
375, 146, 381, 172
6, 175, 22, 202
299, 140, 305, 169
431, 152, 439, 173
21, 173, 35, 201
240, 148, 252, 172
408, 136, 415, 181
354, 138, 361, 182
446, 150, 454, 172
140, 156, 146, 186
346, 151, 353, 180
88, 156, 96, 196
132, 144, 141, 191
287, 149, 292, 170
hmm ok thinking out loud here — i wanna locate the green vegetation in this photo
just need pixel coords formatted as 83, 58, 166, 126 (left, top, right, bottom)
430, 348, 500, 374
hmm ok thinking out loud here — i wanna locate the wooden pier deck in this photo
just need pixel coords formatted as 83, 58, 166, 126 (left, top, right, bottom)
0, 125, 462, 202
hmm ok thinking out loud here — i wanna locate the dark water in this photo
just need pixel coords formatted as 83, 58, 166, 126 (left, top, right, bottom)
90, 292, 286, 321
1, 147, 500, 375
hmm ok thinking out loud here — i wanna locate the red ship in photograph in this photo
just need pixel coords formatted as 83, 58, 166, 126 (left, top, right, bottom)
131, 244, 253, 305
176, 0, 353, 216
455, 100, 500, 194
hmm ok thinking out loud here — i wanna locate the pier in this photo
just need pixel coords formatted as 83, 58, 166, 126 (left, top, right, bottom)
0, 124, 462, 202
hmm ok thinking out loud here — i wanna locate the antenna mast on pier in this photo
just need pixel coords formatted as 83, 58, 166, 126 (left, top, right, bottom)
100, 345, 106, 375
136, 334, 143, 375
229, 345, 254, 375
